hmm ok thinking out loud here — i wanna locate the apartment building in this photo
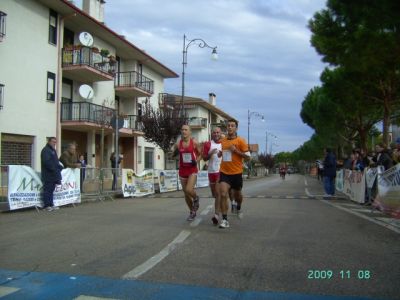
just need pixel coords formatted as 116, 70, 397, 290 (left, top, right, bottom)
0, 0, 178, 173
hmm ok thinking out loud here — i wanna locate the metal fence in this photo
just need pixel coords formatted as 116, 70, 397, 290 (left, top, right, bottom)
0, 165, 8, 202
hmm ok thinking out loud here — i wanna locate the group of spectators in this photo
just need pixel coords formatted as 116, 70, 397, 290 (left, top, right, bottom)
341, 138, 400, 172
317, 138, 400, 201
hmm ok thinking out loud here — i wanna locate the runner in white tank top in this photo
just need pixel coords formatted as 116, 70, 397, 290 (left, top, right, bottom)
202, 127, 223, 225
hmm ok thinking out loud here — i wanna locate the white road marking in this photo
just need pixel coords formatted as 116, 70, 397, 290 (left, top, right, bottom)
305, 188, 400, 234
122, 230, 191, 279
0, 287, 20, 297
321, 200, 400, 234
305, 188, 313, 197
190, 218, 202, 227
304, 178, 308, 186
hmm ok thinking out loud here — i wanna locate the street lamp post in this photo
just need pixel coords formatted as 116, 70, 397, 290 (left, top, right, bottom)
181, 34, 217, 117
247, 109, 264, 176
266, 131, 277, 154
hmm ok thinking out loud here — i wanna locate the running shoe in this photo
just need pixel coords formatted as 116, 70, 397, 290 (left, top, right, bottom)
44, 206, 54, 212
219, 219, 230, 229
186, 211, 196, 221
211, 215, 219, 225
193, 195, 200, 211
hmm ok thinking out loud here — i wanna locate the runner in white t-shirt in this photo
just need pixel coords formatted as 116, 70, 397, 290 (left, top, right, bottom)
202, 127, 223, 225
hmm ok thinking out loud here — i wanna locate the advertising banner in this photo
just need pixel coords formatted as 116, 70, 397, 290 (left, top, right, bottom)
122, 169, 154, 197
157, 170, 178, 193
196, 171, 209, 188
365, 168, 378, 189
373, 164, 400, 218
335, 170, 344, 192
343, 170, 365, 203
7, 166, 80, 210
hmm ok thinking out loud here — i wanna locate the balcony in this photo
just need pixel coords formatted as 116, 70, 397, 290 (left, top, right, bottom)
62, 46, 115, 82
115, 71, 154, 98
0, 11, 6, 42
61, 102, 142, 135
188, 117, 207, 129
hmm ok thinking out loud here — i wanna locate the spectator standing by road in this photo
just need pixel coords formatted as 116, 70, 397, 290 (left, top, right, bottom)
40, 137, 63, 211
323, 148, 337, 198
373, 143, 393, 171
218, 119, 250, 229
171, 124, 201, 221
110, 152, 122, 190
351, 149, 365, 172
78, 154, 86, 192
391, 138, 400, 165
60, 143, 81, 169
202, 126, 223, 225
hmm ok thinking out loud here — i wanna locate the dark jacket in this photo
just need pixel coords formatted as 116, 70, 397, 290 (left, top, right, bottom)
41, 143, 62, 183
323, 151, 337, 178
60, 150, 78, 168
374, 151, 393, 171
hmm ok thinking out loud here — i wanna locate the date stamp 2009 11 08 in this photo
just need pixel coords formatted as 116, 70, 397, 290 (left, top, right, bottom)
307, 270, 371, 280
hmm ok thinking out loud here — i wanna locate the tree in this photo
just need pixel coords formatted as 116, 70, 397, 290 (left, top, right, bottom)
258, 152, 275, 169
309, 0, 400, 145
140, 102, 186, 166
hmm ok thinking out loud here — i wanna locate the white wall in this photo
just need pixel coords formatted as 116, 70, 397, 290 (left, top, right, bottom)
0, 0, 59, 171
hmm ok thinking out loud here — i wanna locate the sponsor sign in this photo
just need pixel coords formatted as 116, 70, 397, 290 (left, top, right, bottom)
122, 169, 154, 197
343, 170, 365, 203
157, 170, 179, 193
335, 170, 344, 192
374, 164, 400, 218
196, 171, 209, 188
7, 165, 80, 210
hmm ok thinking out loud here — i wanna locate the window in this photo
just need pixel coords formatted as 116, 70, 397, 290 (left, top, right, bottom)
144, 147, 154, 169
47, 72, 56, 101
0, 11, 6, 42
49, 9, 57, 45
61, 78, 72, 102
137, 146, 142, 164
0, 84, 4, 110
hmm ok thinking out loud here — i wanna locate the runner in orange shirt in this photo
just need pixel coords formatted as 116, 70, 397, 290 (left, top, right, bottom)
218, 119, 250, 228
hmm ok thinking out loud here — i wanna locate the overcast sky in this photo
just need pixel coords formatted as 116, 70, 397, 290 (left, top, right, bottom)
76, 0, 327, 153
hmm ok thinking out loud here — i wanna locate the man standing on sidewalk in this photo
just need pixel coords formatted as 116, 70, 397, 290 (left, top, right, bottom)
202, 126, 223, 225
41, 137, 63, 211
323, 147, 337, 198
218, 119, 250, 228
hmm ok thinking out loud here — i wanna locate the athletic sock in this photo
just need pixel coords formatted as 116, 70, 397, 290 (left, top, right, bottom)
236, 205, 241, 211
222, 214, 227, 220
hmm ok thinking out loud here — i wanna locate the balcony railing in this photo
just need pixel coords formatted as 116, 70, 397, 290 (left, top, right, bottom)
0, 11, 6, 42
61, 102, 142, 131
122, 115, 142, 131
62, 46, 116, 75
61, 102, 115, 126
188, 117, 207, 128
115, 71, 154, 94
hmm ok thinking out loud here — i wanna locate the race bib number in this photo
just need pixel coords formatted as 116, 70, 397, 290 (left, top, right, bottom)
222, 150, 232, 162
182, 153, 192, 163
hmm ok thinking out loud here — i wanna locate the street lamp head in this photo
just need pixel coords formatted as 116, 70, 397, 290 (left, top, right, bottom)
211, 48, 218, 61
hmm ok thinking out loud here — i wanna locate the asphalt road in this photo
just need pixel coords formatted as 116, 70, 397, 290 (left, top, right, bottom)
0, 174, 399, 300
